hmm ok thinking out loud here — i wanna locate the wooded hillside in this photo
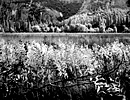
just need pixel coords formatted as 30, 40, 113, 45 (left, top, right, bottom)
0, 0, 129, 19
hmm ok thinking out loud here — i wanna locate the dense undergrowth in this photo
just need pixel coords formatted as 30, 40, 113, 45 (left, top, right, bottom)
0, 38, 130, 100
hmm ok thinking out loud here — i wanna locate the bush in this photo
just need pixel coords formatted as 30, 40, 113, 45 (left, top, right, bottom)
0, 38, 130, 100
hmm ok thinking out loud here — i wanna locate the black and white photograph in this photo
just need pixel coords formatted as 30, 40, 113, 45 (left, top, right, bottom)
0, 0, 130, 100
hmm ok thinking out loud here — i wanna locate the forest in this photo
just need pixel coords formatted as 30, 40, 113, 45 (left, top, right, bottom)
0, 0, 130, 33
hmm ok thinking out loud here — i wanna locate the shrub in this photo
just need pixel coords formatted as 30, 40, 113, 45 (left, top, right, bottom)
0, 38, 130, 100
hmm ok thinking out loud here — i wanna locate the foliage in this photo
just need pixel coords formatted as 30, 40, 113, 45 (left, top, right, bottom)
64, 7, 130, 27
0, 38, 130, 99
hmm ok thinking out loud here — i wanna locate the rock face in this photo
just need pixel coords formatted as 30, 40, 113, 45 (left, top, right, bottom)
113, 0, 128, 7
59, 0, 83, 3
78, 0, 128, 14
